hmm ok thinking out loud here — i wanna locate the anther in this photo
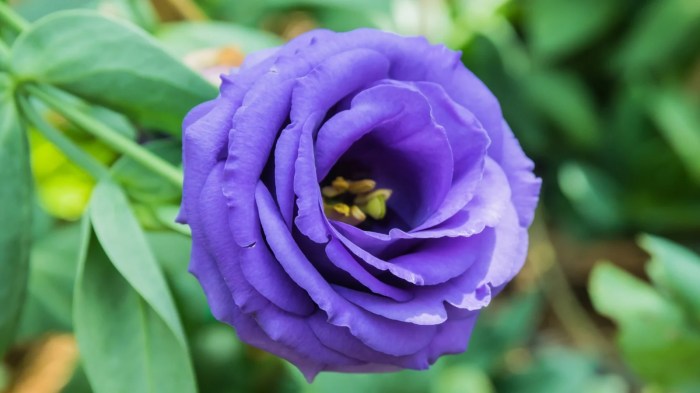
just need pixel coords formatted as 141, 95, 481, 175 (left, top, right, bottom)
347, 179, 376, 194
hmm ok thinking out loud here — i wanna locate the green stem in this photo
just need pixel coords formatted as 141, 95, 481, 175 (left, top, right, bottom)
27, 84, 184, 188
0, 39, 9, 70
0, 2, 29, 34
18, 95, 111, 181
529, 213, 610, 352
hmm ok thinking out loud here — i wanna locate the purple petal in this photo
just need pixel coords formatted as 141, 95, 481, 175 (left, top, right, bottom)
325, 238, 413, 301
333, 230, 495, 324
200, 164, 315, 315
222, 74, 297, 247
480, 202, 529, 289
307, 313, 430, 370
315, 82, 453, 227
179, 98, 234, 224
278, 49, 390, 230
410, 82, 490, 230
329, 158, 511, 279
188, 243, 324, 381
499, 121, 542, 227
256, 182, 438, 356
426, 313, 479, 363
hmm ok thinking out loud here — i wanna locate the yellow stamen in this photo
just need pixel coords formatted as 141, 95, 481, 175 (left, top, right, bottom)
321, 177, 392, 226
321, 186, 343, 198
347, 179, 376, 194
353, 188, 392, 205
332, 203, 351, 216
350, 205, 367, 224
323, 203, 367, 225
331, 177, 350, 192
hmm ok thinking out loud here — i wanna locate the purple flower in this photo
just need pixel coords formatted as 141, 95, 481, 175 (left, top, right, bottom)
179, 28, 541, 380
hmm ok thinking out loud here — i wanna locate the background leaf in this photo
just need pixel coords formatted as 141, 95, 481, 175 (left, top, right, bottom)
522, 71, 601, 149
524, 0, 623, 61
17, 223, 82, 339
455, 291, 543, 371
0, 73, 32, 356
648, 87, 700, 184
74, 220, 197, 393
295, 367, 432, 393
10, 10, 217, 134
615, 0, 700, 71
89, 180, 186, 344
156, 21, 283, 57
111, 140, 181, 205
640, 235, 700, 322
496, 347, 627, 393
557, 162, 622, 231
589, 262, 700, 388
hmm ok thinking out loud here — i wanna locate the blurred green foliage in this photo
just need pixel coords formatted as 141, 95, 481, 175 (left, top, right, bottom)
1, 0, 699, 392
591, 237, 700, 392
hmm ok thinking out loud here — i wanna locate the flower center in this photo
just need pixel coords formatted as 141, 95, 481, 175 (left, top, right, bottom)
321, 176, 392, 226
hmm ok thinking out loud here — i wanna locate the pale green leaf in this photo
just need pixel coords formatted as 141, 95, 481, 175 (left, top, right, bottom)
648, 88, 700, 184
616, 0, 700, 70
0, 73, 32, 355
89, 180, 186, 344
640, 235, 700, 321
17, 223, 82, 339
525, 0, 622, 60
74, 220, 196, 393
11, 10, 217, 134
523, 71, 601, 149
590, 262, 700, 387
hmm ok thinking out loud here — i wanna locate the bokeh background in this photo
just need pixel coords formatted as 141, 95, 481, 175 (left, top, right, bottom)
2, 0, 700, 392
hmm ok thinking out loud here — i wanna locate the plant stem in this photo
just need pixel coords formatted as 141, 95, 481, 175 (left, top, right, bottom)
18, 95, 111, 181
162, 0, 207, 21
529, 212, 610, 352
0, 2, 29, 34
27, 84, 184, 188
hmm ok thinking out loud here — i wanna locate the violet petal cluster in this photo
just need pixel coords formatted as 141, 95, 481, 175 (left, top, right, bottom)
179, 28, 541, 380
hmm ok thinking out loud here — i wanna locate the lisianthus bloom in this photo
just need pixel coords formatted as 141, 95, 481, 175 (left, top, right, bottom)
179, 28, 541, 381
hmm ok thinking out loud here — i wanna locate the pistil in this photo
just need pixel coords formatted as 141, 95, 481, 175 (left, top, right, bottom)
321, 176, 392, 226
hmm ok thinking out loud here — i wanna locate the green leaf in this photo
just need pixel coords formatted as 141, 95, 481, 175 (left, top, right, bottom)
13, 0, 157, 33
89, 180, 186, 344
146, 231, 209, 325
10, 10, 217, 134
0, 73, 32, 355
431, 365, 494, 393
13, 0, 97, 22
589, 262, 700, 387
156, 21, 282, 57
111, 140, 181, 204
74, 219, 197, 393
525, 0, 622, 61
152, 205, 191, 235
98, 0, 159, 32
522, 71, 601, 149
454, 290, 542, 371
296, 367, 432, 393
558, 162, 621, 231
498, 347, 627, 393
590, 262, 680, 328
640, 235, 700, 321
0, 45, 9, 71
648, 87, 700, 184
615, 0, 700, 71
17, 223, 82, 339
